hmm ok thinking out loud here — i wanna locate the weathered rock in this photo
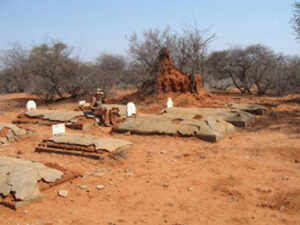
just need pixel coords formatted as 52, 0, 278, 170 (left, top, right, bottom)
58, 190, 68, 197
38, 167, 63, 183
96, 185, 105, 190
161, 107, 255, 127
113, 114, 235, 142
0, 157, 65, 201
229, 103, 267, 115
25, 110, 84, 122
7, 172, 40, 200
0, 174, 11, 196
78, 185, 88, 190
48, 133, 133, 153
0, 123, 28, 144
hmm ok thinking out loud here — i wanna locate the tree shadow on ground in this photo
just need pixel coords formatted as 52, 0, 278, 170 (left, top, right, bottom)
246, 110, 300, 136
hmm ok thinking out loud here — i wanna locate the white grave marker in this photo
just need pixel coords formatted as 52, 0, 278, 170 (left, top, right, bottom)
26, 100, 37, 110
78, 100, 86, 106
52, 123, 65, 136
126, 102, 136, 117
167, 97, 173, 108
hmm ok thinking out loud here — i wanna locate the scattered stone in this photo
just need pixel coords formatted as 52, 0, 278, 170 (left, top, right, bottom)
58, 190, 68, 197
183, 153, 190, 157
78, 185, 88, 190
125, 173, 132, 177
96, 185, 105, 190
163, 183, 169, 187
168, 202, 174, 206
24, 210, 28, 214
187, 187, 193, 192
93, 173, 105, 177
279, 205, 285, 211
227, 197, 234, 202
199, 155, 206, 159
160, 151, 168, 154
81, 175, 89, 180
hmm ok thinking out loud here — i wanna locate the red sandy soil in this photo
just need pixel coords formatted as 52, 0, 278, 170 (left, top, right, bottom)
0, 91, 299, 225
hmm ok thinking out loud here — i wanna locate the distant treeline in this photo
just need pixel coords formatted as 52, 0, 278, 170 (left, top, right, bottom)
0, 25, 299, 102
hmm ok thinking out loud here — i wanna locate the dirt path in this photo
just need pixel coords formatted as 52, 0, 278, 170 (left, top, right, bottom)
0, 92, 299, 225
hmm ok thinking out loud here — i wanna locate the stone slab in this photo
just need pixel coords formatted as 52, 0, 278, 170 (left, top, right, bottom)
25, 110, 84, 122
0, 157, 80, 210
48, 133, 133, 153
0, 157, 63, 201
228, 103, 267, 115
160, 107, 255, 127
13, 110, 95, 130
0, 123, 28, 137
113, 114, 235, 142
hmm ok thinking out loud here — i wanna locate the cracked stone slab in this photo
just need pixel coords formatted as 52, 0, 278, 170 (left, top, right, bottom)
25, 110, 84, 122
113, 114, 235, 142
48, 133, 133, 153
0, 157, 63, 200
8, 172, 40, 200
160, 107, 255, 127
0, 123, 27, 137
228, 103, 267, 115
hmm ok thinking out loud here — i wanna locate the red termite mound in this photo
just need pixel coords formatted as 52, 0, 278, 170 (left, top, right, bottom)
156, 47, 204, 94
107, 48, 219, 110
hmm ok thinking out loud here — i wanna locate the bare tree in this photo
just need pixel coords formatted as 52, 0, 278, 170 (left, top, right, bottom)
207, 45, 276, 94
245, 45, 276, 95
95, 53, 127, 89
0, 43, 29, 93
27, 40, 82, 101
174, 24, 215, 75
292, 1, 300, 39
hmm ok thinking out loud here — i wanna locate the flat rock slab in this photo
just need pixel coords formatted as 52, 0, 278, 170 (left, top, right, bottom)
0, 123, 29, 144
113, 114, 235, 142
228, 103, 267, 115
36, 133, 133, 160
0, 157, 80, 209
25, 109, 84, 122
161, 107, 255, 127
0, 157, 63, 201
13, 110, 94, 130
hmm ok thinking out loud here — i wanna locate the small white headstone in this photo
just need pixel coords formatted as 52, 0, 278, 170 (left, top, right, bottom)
79, 100, 86, 106
52, 123, 65, 136
126, 102, 136, 117
26, 100, 37, 110
167, 97, 173, 108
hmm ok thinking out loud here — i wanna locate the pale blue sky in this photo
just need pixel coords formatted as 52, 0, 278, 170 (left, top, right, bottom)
0, 0, 298, 61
